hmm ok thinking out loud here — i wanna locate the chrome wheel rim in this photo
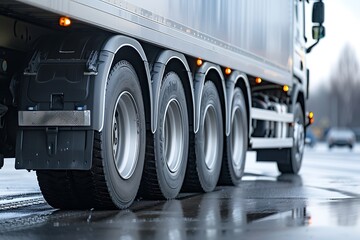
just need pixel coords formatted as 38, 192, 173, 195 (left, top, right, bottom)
203, 105, 219, 171
163, 99, 184, 174
231, 107, 244, 174
294, 120, 305, 164
112, 91, 140, 180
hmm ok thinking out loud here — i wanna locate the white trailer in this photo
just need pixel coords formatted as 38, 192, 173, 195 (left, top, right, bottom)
0, 0, 325, 209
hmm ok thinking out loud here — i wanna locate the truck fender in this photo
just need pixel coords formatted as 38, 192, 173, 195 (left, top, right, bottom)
194, 63, 227, 134
225, 71, 252, 137
290, 80, 305, 114
151, 50, 195, 133
94, 35, 153, 132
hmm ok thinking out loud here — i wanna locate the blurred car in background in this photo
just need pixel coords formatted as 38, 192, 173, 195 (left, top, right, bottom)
327, 128, 356, 149
305, 128, 317, 147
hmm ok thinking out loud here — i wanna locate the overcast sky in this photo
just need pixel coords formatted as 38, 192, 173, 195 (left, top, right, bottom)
307, 0, 360, 91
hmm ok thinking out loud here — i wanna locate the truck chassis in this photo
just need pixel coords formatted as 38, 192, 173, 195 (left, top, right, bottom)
0, 0, 324, 209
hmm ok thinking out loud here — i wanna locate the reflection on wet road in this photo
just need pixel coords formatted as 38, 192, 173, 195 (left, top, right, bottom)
1, 143, 360, 239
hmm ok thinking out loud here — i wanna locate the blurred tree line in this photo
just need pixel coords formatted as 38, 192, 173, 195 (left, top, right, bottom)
308, 43, 360, 138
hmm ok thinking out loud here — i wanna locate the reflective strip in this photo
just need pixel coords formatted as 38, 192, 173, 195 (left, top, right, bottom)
18, 110, 91, 127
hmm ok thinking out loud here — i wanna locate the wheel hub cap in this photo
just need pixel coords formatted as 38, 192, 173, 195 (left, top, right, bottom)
112, 91, 140, 180
163, 99, 184, 174
203, 105, 219, 171
294, 120, 305, 163
231, 107, 244, 174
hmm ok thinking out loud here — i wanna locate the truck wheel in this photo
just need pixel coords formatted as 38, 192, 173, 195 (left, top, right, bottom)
93, 60, 146, 208
183, 81, 223, 192
219, 87, 248, 186
36, 61, 146, 209
277, 103, 304, 174
140, 72, 189, 199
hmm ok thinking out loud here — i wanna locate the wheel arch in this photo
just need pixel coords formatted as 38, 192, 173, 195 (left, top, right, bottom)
151, 50, 195, 133
194, 62, 227, 134
291, 82, 305, 120
226, 71, 252, 138
297, 92, 305, 117
94, 35, 153, 132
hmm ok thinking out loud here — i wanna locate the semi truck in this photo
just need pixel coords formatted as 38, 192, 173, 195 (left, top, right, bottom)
0, 0, 325, 209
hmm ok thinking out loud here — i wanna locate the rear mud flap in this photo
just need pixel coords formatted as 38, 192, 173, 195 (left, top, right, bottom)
15, 128, 93, 170
256, 148, 291, 162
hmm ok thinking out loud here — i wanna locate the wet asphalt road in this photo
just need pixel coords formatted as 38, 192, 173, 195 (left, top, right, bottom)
1, 143, 360, 239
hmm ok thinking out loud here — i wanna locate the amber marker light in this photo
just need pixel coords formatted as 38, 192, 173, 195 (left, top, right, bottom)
308, 111, 315, 124
196, 58, 203, 67
225, 67, 232, 75
283, 85, 289, 92
306, 111, 315, 127
309, 111, 314, 119
59, 17, 72, 27
255, 77, 262, 84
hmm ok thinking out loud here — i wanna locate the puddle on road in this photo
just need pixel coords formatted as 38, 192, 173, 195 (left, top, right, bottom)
2, 173, 360, 239
307, 199, 360, 227
3, 189, 360, 238
249, 199, 360, 227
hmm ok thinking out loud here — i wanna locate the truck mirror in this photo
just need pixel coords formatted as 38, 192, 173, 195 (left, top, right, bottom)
312, 1, 324, 24
312, 25, 325, 40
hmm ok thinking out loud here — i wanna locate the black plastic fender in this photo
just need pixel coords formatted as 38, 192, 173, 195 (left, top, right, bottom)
290, 79, 305, 115
194, 63, 227, 134
151, 50, 195, 133
94, 35, 153, 132
225, 71, 252, 137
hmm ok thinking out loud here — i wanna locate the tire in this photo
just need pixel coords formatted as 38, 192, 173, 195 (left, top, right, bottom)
37, 60, 146, 209
183, 81, 223, 192
140, 72, 189, 199
277, 103, 304, 174
36, 170, 94, 209
219, 88, 248, 186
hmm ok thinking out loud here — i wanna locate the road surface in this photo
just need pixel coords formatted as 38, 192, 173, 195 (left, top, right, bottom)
1, 143, 360, 239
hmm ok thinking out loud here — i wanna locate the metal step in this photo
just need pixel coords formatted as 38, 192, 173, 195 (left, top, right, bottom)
251, 107, 293, 123
251, 137, 293, 149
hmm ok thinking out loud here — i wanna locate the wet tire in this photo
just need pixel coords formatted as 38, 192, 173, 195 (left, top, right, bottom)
277, 103, 304, 174
37, 61, 146, 209
36, 170, 94, 209
219, 88, 248, 186
140, 72, 189, 199
183, 81, 223, 192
